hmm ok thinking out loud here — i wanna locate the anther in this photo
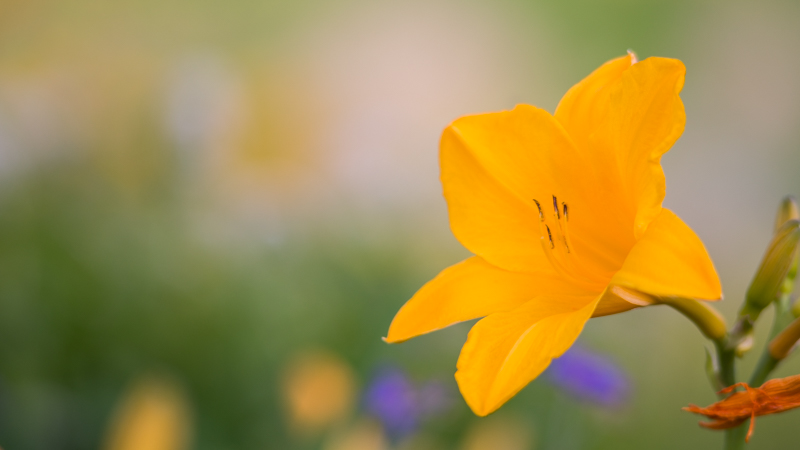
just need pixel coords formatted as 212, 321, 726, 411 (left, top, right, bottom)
533, 199, 544, 221
552, 195, 560, 220
545, 224, 554, 249
562, 203, 568, 222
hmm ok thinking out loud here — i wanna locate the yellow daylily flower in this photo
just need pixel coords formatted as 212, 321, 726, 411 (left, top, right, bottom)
385, 53, 722, 416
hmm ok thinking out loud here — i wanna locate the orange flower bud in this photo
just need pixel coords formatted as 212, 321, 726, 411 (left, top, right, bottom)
769, 316, 800, 360
683, 374, 800, 442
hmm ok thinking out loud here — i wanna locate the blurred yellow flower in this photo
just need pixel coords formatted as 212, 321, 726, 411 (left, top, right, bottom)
460, 415, 532, 450
102, 376, 192, 450
385, 53, 722, 416
282, 350, 357, 433
322, 419, 389, 450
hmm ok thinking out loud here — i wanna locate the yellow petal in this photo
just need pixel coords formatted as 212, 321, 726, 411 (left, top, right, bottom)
442, 106, 633, 283
440, 122, 551, 275
385, 256, 593, 343
594, 57, 687, 238
611, 208, 722, 300
556, 55, 686, 239
554, 53, 634, 151
455, 294, 600, 416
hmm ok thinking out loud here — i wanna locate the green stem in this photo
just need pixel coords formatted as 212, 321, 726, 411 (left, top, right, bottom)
771, 292, 794, 340
714, 338, 745, 449
715, 343, 736, 390
724, 426, 748, 450
748, 291, 796, 388
719, 348, 747, 450
662, 297, 728, 342
749, 353, 778, 387
716, 340, 747, 449
747, 294, 791, 388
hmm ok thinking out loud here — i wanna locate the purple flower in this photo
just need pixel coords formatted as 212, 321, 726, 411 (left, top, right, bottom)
545, 346, 629, 408
363, 368, 453, 438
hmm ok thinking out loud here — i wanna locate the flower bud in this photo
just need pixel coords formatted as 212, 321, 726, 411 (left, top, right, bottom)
781, 253, 798, 297
776, 196, 800, 313
769, 316, 800, 360
775, 196, 800, 233
741, 220, 800, 320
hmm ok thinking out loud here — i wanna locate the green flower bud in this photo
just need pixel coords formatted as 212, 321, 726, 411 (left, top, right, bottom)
742, 220, 800, 320
775, 195, 800, 233
781, 254, 798, 296
775, 197, 800, 314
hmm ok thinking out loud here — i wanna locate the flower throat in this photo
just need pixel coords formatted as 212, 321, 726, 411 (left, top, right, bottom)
533, 195, 587, 283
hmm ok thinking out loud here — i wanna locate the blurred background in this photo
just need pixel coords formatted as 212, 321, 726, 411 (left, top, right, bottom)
1, 0, 800, 448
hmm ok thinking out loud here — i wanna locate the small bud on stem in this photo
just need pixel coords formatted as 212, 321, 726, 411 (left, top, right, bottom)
740, 220, 800, 322
768, 316, 800, 360
775, 195, 800, 233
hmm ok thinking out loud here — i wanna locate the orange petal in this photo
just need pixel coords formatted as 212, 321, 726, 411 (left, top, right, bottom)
697, 418, 748, 430
611, 208, 722, 300
442, 106, 632, 283
385, 256, 592, 343
593, 57, 687, 238
454, 294, 600, 416
554, 53, 634, 151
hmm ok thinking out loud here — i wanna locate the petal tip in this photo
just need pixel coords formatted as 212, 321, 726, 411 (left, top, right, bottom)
455, 371, 493, 417
383, 326, 409, 344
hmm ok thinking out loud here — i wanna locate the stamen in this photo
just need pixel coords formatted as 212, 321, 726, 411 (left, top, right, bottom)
533, 198, 606, 287
535, 196, 584, 283
561, 202, 571, 253
533, 199, 544, 221
545, 224, 554, 249
552, 195, 560, 220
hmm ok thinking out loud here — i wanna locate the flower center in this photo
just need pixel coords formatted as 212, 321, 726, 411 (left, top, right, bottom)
533, 195, 572, 253
533, 197, 609, 289
534, 195, 593, 283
